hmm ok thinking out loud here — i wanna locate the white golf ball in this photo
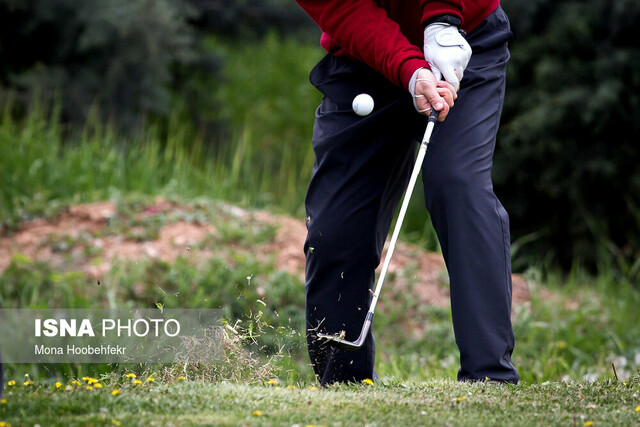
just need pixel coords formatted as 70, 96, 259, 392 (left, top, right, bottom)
352, 93, 374, 116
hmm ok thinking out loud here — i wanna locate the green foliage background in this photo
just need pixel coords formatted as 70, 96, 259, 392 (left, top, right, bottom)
498, 0, 640, 273
1, 0, 639, 275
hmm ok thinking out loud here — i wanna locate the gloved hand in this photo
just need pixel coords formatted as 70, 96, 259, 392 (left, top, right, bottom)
423, 22, 471, 92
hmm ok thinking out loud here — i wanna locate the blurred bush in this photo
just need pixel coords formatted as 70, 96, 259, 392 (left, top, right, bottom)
0, 0, 315, 132
184, 0, 317, 40
0, 0, 215, 130
497, 0, 640, 274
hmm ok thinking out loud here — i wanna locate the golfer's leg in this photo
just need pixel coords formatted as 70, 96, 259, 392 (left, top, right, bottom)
422, 7, 519, 383
304, 57, 417, 385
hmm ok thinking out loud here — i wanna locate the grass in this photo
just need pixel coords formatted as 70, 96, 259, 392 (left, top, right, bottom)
0, 195, 311, 383
0, 35, 322, 228
379, 270, 640, 384
1, 376, 639, 426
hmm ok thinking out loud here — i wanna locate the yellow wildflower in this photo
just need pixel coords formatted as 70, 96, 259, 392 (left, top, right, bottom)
177, 376, 186, 381
583, 422, 594, 427
111, 389, 121, 396
253, 411, 263, 416
362, 378, 374, 385
111, 419, 121, 426
457, 397, 467, 402
309, 386, 318, 391
125, 373, 137, 379
23, 381, 34, 386
636, 405, 640, 412
7, 381, 15, 387
146, 377, 155, 383
1, 399, 6, 404
55, 382, 62, 389
0, 422, 9, 427
94, 383, 103, 389
134, 379, 142, 386
87, 378, 98, 385
286, 385, 296, 389
82, 376, 91, 382
86, 386, 94, 390
71, 380, 82, 386
267, 380, 278, 385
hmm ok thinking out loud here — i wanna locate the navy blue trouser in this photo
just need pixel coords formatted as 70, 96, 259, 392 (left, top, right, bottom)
304, 6, 519, 385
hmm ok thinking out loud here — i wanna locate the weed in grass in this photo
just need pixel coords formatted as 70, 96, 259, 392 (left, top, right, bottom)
4, 375, 640, 425
512, 268, 640, 383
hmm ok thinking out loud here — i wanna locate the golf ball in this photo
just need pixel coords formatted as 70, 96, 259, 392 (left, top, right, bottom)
352, 93, 374, 116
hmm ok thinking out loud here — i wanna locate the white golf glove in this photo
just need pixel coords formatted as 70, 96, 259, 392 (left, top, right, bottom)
423, 23, 471, 92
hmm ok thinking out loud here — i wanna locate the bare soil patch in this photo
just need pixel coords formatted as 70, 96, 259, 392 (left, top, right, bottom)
0, 200, 530, 309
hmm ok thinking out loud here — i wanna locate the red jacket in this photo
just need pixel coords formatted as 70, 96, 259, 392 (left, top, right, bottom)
296, 0, 499, 89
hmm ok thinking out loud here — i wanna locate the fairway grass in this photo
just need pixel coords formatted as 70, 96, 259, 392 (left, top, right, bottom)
1, 377, 639, 426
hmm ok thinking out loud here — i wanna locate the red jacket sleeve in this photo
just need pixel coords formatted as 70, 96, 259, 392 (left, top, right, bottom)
295, 0, 428, 89
418, 0, 464, 27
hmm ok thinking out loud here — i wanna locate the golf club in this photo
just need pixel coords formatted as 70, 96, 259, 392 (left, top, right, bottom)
317, 108, 439, 350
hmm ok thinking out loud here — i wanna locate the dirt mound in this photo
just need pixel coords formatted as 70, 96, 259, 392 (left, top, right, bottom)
0, 200, 530, 308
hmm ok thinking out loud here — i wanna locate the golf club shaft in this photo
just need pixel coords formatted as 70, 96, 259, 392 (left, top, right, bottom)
318, 109, 439, 349
366, 114, 437, 319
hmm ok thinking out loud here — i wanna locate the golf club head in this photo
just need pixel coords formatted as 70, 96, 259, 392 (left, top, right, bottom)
316, 332, 365, 351
316, 314, 373, 351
